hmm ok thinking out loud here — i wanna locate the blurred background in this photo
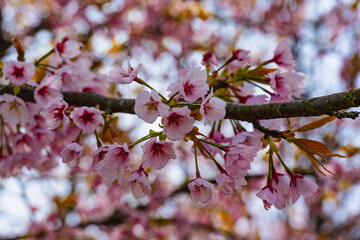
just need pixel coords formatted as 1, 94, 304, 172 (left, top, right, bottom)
1, 0, 360, 239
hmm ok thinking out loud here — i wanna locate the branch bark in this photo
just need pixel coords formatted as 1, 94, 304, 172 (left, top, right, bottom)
1, 85, 360, 121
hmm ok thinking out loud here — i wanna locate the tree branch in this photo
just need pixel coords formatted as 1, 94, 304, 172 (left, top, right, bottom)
1, 85, 360, 121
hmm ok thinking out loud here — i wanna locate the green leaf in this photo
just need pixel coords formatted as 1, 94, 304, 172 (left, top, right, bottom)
13, 86, 21, 96
159, 133, 167, 141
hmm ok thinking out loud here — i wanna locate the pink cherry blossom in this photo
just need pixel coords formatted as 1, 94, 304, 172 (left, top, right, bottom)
12, 133, 34, 154
40, 99, 69, 130
134, 90, 169, 123
55, 36, 81, 61
99, 166, 130, 185
209, 130, 231, 144
269, 71, 290, 97
216, 173, 247, 196
70, 107, 104, 133
232, 49, 250, 62
61, 142, 83, 168
163, 107, 194, 141
200, 90, 226, 126
201, 51, 218, 71
271, 40, 296, 70
284, 71, 306, 98
167, 66, 209, 102
98, 143, 130, 170
290, 174, 318, 204
231, 130, 263, 151
270, 71, 305, 99
188, 177, 214, 204
34, 74, 63, 106
94, 144, 130, 184
271, 172, 290, 198
2, 61, 35, 86
92, 146, 110, 171
127, 168, 151, 199
224, 145, 257, 178
141, 138, 176, 170
256, 185, 286, 210
108, 63, 143, 84
0, 94, 28, 125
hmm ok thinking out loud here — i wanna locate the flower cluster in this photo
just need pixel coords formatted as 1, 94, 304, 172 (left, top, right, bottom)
0, 36, 324, 210
257, 170, 318, 210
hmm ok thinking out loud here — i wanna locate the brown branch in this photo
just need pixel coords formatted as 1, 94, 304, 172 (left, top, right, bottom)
1, 85, 360, 121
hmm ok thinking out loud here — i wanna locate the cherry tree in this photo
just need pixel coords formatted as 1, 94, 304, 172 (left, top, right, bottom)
0, 0, 360, 239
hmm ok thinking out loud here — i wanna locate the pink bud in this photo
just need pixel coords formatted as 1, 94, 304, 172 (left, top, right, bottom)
188, 178, 214, 204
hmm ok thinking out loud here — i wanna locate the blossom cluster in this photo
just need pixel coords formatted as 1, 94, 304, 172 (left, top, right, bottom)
0, 36, 317, 210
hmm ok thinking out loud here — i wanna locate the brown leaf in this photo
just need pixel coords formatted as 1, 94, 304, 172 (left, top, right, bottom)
296, 138, 346, 158
251, 67, 278, 77
289, 138, 346, 175
294, 116, 337, 132
186, 130, 210, 158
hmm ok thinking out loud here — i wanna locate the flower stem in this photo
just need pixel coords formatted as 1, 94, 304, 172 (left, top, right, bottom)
171, 103, 200, 108
129, 134, 156, 149
35, 49, 55, 67
198, 138, 227, 151
275, 151, 292, 175
194, 144, 201, 178
94, 130, 102, 148
135, 77, 168, 102
0, 118, 3, 155
214, 59, 232, 73
267, 150, 274, 183
167, 92, 179, 104
198, 141, 226, 173
75, 129, 83, 143
252, 60, 270, 71
245, 80, 272, 95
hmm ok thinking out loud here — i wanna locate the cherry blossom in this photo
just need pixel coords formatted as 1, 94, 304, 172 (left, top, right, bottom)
167, 66, 209, 102
127, 168, 151, 199
34, 74, 63, 106
216, 173, 247, 196
94, 144, 130, 184
290, 174, 318, 204
61, 142, 83, 168
271, 172, 290, 198
224, 145, 257, 178
271, 40, 296, 70
163, 107, 195, 141
99, 166, 130, 185
55, 36, 81, 61
202, 51, 218, 71
141, 138, 176, 170
2, 61, 35, 86
12, 133, 34, 154
209, 130, 231, 144
200, 90, 226, 126
92, 146, 110, 171
70, 107, 104, 133
270, 71, 306, 99
231, 49, 250, 62
0, 94, 28, 125
256, 185, 286, 210
97, 143, 130, 170
284, 71, 306, 98
134, 90, 169, 123
230, 130, 263, 151
188, 177, 214, 204
108, 63, 143, 84
40, 99, 69, 130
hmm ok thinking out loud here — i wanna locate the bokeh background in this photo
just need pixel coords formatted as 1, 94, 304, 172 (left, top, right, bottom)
1, 0, 360, 239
